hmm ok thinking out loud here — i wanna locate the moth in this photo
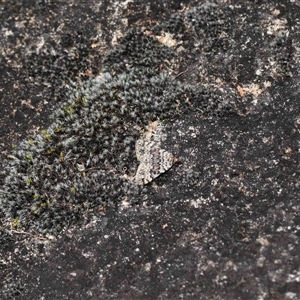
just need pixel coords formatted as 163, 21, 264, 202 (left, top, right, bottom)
134, 121, 178, 185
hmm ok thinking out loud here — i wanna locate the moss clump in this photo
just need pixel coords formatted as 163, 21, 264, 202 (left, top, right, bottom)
0, 6, 234, 235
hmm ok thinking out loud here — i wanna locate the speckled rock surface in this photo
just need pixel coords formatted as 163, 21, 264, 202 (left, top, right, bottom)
0, 0, 299, 299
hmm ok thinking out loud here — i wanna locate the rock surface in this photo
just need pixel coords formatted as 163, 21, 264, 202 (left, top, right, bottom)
0, 0, 299, 299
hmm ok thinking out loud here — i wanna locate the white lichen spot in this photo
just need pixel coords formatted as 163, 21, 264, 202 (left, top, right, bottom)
157, 32, 178, 47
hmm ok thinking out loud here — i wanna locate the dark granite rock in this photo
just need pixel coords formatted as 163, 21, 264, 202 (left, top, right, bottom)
0, 0, 299, 299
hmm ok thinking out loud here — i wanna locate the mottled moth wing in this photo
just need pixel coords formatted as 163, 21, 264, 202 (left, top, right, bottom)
134, 134, 177, 185
135, 138, 146, 162
158, 148, 177, 173
134, 162, 148, 185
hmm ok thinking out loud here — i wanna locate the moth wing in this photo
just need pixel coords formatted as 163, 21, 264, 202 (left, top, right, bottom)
134, 162, 153, 185
135, 138, 146, 162
143, 147, 176, 184
159, 149, 176, 173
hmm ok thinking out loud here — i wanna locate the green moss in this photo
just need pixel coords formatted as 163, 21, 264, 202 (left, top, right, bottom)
0, 6, 234, 235
13, 218, 19, 228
